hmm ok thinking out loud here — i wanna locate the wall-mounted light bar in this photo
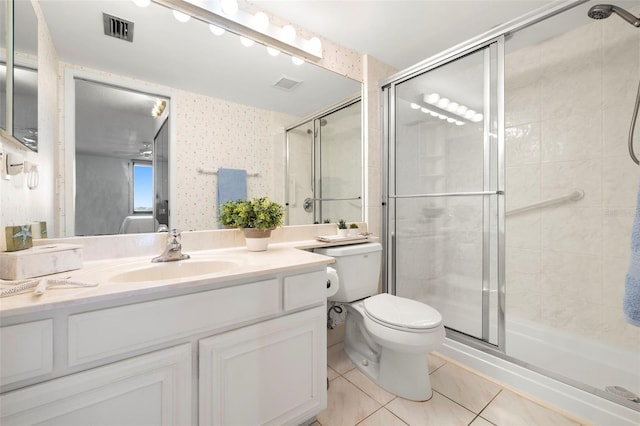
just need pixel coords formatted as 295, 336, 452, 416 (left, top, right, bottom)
150, 0, 323, 62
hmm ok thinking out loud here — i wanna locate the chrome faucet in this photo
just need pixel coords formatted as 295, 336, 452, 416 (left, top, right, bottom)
152, 229, 190, 263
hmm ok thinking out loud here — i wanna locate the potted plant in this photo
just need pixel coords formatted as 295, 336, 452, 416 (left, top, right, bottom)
218, 199, 242, 228
349, 223, 359, 237
337, 219, 348, 237
235, 197, 285, 251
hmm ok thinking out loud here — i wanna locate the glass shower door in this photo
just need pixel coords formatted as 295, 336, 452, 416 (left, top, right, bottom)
387, 41, 503, 346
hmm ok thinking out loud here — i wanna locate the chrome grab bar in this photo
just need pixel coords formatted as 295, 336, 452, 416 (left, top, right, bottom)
389, 190, 503, 198
506, 189, 584, 217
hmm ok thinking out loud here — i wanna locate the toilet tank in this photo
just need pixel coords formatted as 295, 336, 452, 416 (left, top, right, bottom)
315, 242, 382, 302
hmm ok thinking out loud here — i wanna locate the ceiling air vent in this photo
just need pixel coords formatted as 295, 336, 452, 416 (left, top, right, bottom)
103, 13, 134, 42
273, 76, 302, 91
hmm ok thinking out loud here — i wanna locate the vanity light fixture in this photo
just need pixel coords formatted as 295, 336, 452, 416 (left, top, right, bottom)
220, 0, 238, 17
151, 0, 323, 62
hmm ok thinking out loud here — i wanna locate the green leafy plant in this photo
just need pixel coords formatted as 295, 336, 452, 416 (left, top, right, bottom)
349, 223, 359, 229
233, 197, 285, 231
218, 199, 243, 228
323, 219, 331, 224
337, 219, 347, 230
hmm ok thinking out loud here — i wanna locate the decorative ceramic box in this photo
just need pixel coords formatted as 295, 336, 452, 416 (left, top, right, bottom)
4, 225, 33, 252
0, 244, 83, 280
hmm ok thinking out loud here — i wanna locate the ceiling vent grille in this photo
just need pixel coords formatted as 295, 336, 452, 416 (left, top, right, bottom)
103, 13, 134, 42
273, 76, 302, 91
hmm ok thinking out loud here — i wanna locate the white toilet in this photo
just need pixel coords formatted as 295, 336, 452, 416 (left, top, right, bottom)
316, 242, 445, 401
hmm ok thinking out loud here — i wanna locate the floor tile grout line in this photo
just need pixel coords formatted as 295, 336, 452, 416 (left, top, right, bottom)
354, 406, 410, 426
476, 388, 504, 422
432, 389, 482, 417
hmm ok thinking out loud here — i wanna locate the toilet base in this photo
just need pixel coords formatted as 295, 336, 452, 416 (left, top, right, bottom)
344, 342, 433, 402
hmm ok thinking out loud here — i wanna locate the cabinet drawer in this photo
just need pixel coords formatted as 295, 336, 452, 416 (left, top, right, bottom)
69, 279, 280, 366
283, 270, 327, 311
1, 320, 53, 386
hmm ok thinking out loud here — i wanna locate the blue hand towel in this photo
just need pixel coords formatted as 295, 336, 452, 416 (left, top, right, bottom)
217, 168, 247, 228
624, 177, 640, 327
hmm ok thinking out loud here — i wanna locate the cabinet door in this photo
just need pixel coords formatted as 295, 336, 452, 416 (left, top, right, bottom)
200, 306, 326, 426
0, 344, 191, 426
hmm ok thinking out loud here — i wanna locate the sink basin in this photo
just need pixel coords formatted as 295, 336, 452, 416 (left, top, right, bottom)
106, 260, 240, 283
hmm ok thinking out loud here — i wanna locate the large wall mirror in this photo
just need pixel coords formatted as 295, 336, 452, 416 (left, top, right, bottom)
38, 0, 361, 236
1, 0, 38, 150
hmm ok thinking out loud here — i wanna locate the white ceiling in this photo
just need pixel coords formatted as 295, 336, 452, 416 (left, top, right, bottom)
36, 0, 638, 159
251, 0, 555, 70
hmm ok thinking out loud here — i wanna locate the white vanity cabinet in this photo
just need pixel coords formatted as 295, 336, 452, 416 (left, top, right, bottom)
0, 267, 328, 426
0, 344, 192, 425
199, 306, 326, 426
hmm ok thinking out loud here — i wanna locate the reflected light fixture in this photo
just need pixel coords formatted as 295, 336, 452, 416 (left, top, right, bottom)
423, 92, 484, 123
308, 36, 322, 55
209, 24, 225, 36
240, 36, 254, 47
152, 99, 167, 117
266, 46, 280, 56
291, 56, 304, 66
172, 9, 190, 22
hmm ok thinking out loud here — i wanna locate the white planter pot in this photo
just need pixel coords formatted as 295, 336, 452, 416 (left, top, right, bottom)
337, 229, 349, 238
243, 228, 272, 252
348, 228, 359, 237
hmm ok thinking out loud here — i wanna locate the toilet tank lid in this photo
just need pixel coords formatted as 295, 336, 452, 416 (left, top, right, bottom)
315, 242, 382, 257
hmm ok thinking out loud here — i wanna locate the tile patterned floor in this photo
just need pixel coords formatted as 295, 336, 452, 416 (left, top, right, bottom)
313, 343, 583, 426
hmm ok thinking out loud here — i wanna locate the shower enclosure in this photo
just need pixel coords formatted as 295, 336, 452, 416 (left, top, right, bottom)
286, 98, 362, 225
383, 0, 640, 416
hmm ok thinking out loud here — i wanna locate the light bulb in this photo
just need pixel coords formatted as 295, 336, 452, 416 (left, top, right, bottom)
132, 0, 150, 7
447, 117, 456, 123
292, 56, 304, 66
446, 102, 459, 112
421, 108, 431, 114
267, 47, 280, 56
308, 37, 322, 54
437, 98, 450, 108
472, 113, 484, 122
209, 24, 225, 36
456, 105, 468, 115
240, 36, 254, 47
455, 120, 465, 126
221, 0, 238, 16
424, 93, 440, 104
437, 114, 447, 120
410, 103, 420, 110
252, 12, 269, 30
172, 10, 190, 23
429, 111, 438, 117
281, 25, 296, 43
464, 109, 476, 119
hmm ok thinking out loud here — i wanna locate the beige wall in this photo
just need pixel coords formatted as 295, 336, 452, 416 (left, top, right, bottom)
505, 10, 640, 350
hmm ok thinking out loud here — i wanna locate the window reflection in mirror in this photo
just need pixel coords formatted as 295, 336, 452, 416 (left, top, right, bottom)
74, 78, 170, 236
13, 0, 38, 151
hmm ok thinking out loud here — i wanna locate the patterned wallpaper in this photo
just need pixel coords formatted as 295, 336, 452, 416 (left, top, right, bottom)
172, 90, 297, 230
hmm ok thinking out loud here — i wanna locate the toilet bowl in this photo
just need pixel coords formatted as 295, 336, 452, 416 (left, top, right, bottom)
316, 243, 445, 401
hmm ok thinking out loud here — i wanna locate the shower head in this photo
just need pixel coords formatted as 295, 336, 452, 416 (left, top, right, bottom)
587, 4, 640, 27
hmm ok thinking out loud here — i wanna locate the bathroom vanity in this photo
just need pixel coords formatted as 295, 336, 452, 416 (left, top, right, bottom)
0, 245, 332, 425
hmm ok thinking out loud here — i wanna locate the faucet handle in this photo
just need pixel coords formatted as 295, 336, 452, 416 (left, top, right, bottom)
157, 224, 169, 232
168, 228, 182, 243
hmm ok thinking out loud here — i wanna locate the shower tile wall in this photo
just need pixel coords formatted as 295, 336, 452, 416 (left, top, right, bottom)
505, 10, 640, 350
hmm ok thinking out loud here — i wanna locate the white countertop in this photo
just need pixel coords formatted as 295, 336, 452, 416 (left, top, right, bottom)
0, 241, 339, 318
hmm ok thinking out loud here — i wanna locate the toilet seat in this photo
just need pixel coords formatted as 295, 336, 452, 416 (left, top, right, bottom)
364, 293, 442, 332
